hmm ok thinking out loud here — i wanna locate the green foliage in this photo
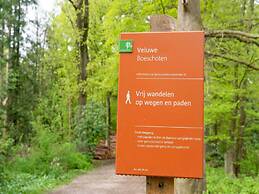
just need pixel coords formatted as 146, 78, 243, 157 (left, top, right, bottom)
11, 128, 92, 176
75, 102, 107, 153
0, 128, 92, 194
0, 170, 82, 194
203, 0, 259, 171
240, 147, 259, 176
0, 138, 14, 181
206, 167, 259, 194
0, 0, 39, 143
0, 0, 259, 192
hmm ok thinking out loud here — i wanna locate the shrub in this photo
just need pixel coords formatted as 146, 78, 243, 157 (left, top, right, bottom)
206, 167, 259, 194
0, 126, 92, 194
240, 148, 259, 177
0, 137, 14, 181
75, 102, 107, 153
10, 128, 92, 177
55, 142, 92, 171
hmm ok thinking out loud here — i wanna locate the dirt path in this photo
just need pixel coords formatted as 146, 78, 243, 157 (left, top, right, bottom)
49, 160, 145, 194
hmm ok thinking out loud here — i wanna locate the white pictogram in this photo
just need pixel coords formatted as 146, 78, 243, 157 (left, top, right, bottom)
125, 42, 132, 49
125, 90, 131, 104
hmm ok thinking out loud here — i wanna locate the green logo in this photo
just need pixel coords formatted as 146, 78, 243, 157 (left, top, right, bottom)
119, 40, 133, 53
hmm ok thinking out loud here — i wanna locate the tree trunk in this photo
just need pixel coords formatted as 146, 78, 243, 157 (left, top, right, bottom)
68, 96, 72, 139
177, 0, 202, 31
68, 0, 90, 111
225, 64, 239, 176
224, 146, 235, 176
106, 92, 111, 148
0, 15, 7, 138
233, 0, 253, 177
76, 0, 89, 110
6, 8, 13, 129
175, 0, 204, 193
6, 0, 22, 142
234, 92, 246, 177
0, 19, 4, 59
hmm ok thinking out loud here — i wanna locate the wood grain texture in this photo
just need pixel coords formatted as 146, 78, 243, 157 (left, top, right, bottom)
147, 177, 174, 194
147, 14, 175, 194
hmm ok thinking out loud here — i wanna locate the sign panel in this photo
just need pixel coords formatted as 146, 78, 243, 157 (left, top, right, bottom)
116, 32, 204, 178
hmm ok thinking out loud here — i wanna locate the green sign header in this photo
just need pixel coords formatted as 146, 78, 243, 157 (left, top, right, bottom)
119, 40, 133, 53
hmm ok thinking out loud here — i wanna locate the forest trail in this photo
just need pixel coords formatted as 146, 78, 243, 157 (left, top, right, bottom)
49, 160, 145, 194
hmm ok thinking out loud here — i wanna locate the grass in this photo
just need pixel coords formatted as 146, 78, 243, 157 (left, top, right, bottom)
0, 168, 90, 194
0, 133, 93, 194
206, 167, 259, 194
1, 161, 259, 194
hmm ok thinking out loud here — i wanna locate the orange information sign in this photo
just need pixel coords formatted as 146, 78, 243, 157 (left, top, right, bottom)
116, 32, 204, 178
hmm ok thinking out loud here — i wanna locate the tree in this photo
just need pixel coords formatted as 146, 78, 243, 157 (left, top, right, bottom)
0, 0, 37, 143
204, 0, 259, 177
68, 0, 89, 111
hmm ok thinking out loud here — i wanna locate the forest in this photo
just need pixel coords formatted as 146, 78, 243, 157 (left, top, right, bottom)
0, 0, 259, 193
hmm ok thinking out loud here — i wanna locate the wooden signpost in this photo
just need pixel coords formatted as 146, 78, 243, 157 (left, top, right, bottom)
148, 15, 176, 194
116, 0, 205, 192
116, 16, 204, 193
116, 18, 204, 194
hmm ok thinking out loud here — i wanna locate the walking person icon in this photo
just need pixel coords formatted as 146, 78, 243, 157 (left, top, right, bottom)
125, 90, 131, 104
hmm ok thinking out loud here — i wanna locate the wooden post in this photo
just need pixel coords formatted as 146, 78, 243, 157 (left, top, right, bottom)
175, 1, 205, 194
147, 2, 205, 192
150, 15, 176, 32
147, 176, 175, 194
146, 15, 176, 194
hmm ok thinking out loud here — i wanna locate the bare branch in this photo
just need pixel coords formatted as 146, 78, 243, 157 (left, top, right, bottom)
205, 51, 259, 71
205, 30, 259, 47
206, 30, 259, 39
159, 0, 166, 14
62, 5, 75, 29
68, 0, 78, 10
